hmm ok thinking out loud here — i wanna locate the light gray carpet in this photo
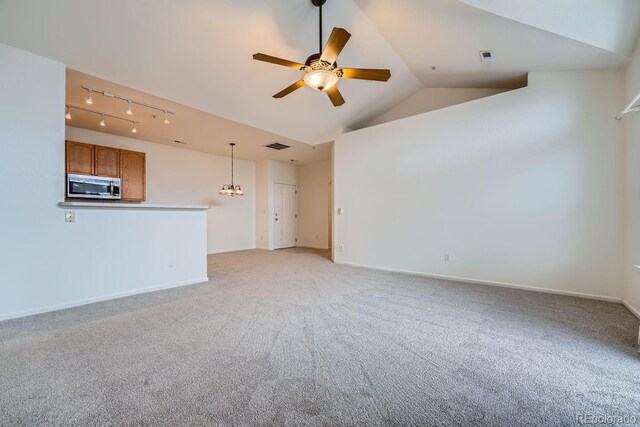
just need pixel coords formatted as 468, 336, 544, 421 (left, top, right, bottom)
1, 248, 638, 426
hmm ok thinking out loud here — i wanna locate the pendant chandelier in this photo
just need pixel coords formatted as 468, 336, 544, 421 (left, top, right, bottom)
219, 143, 244, 197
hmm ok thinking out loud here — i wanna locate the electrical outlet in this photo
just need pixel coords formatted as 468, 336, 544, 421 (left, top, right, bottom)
65, 211, 75, 223
444, 253, 451, 262
339, 244, 344, 252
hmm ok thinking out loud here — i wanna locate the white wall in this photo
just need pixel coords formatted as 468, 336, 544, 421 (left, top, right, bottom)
459, 0, 640, 56
298, 160, 332, 249
335, 71, 624, 301
623, 38, 640, 317
0, 43, 208, 320
65, 127, 256, 254
368, 87, 509, 127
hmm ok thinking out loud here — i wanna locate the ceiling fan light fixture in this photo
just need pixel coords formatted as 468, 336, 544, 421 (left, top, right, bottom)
252, 0, 390, 106
304, 70, 339, 91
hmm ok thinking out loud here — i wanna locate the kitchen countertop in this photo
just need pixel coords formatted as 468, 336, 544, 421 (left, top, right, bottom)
58, 202, 209, 211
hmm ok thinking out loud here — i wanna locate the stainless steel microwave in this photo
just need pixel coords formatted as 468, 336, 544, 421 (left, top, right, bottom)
67, 174, 121, 200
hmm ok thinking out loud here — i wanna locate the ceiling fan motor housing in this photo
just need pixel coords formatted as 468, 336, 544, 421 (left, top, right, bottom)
311, 0, 327, 6
303, 54, 343, 91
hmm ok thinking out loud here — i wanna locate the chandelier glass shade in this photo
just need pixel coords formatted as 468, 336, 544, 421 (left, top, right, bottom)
219, 143, 243, 197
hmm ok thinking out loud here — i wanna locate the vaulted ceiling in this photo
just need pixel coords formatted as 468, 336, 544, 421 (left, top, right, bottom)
0, 0, 638, 148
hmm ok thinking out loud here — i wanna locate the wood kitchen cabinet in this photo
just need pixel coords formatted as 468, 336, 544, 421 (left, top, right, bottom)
66, 141, 94, 175
120, 149, 146, 201
94, 145, 120, 178
65, 140, 146, 202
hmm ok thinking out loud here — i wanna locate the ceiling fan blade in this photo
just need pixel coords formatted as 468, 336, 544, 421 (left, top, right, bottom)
340, 68, 391, 82
273, 80, 305, 98
320, 28, 351, 65
326, 86, 345, 107
253, 53, 304, 70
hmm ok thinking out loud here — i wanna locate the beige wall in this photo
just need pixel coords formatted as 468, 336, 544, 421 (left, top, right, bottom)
255, 160, 298, 250
335, 71, 625, 301
367, 87, 510, 127
255, 160, 270, 249
298, 160, 332, 249
66, 127, 256, 255
623, 37, 640, 317
0, 43, 207, 320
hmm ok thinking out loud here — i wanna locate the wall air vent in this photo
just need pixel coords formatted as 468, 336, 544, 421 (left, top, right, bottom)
480, 51, 494, 63
265, 142, 291, 150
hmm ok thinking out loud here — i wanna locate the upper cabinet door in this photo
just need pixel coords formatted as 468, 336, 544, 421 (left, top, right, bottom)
66, 141, 94, 175
95, 145, 120, 178
120, 149, 146, 201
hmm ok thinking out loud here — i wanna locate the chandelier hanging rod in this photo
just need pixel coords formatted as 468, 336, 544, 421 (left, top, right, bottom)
230, 143, 235, 186
219, 142, 244, 197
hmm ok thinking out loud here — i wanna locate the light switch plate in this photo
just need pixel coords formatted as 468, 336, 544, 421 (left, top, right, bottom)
65, 211, 75, 223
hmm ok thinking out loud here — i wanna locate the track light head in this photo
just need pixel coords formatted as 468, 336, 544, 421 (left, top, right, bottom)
99, 114, 106, 127
65, 107, 71, 120
86, 89, 93, 105
163, 110, 170, 124
131, 122, 137, 134
126, 100, 133, 115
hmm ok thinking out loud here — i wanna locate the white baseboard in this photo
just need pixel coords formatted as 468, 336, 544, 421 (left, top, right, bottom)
296, 244, 330, 250
622, 299, 640, 319
208, 246, 256, 255
0, 277, 209, 322
335, 261, 622, 303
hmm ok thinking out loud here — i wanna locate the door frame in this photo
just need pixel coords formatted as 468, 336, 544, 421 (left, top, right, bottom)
273, 182, 297, 249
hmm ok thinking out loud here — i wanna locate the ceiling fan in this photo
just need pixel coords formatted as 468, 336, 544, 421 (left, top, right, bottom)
252, 0, 391, 107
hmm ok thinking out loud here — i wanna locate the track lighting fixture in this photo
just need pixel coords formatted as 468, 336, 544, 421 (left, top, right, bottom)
80, 85, 174, 122
65, 105, 140, 130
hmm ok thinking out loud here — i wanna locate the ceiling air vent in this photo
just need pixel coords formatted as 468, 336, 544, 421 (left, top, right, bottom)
479, 51, 494, 63
265, 142, 291, 150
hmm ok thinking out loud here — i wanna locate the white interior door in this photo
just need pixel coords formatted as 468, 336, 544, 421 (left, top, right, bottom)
274, 183, 297, 249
